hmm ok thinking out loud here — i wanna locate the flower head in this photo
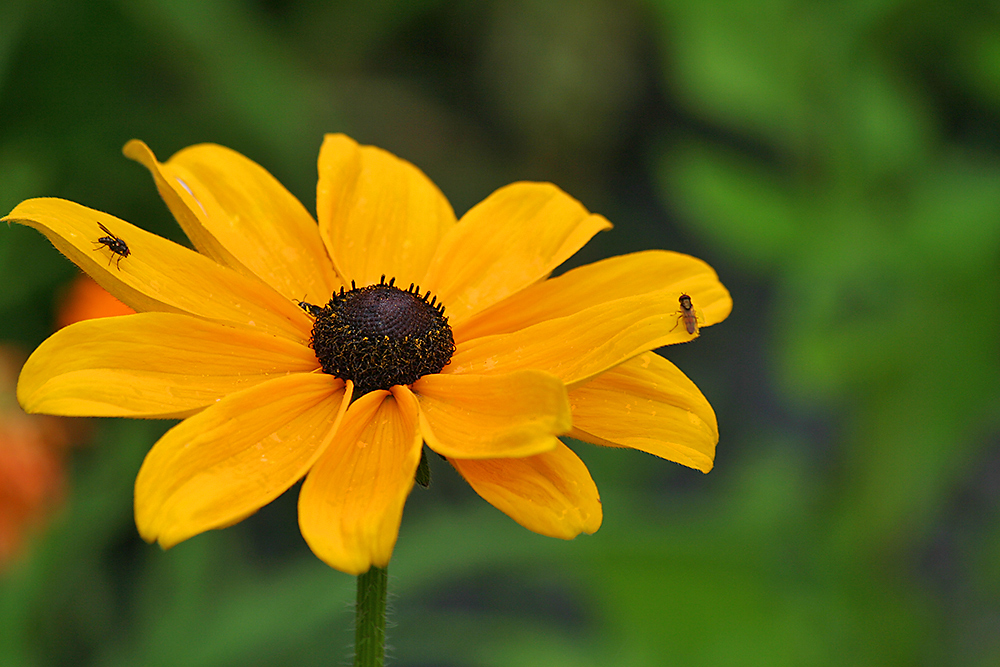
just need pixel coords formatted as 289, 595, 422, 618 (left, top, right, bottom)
4, 135, 731, 574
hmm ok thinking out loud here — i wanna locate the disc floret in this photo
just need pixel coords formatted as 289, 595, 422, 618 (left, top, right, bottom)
307, 276, 455, 397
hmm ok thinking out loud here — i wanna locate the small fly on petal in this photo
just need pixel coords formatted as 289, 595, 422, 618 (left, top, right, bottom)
294, 298, 327, 318
670, 293, 700, 335
92, 222, 130, 270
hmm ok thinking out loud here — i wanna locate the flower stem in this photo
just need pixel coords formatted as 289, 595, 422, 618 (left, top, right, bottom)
354, 565, 387, 667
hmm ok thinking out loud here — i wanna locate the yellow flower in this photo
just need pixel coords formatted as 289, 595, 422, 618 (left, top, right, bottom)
4, 135, 731, 575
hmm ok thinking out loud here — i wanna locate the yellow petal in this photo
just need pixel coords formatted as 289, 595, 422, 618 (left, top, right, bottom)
124, 140, 340, 302
569, 352, 718, 472
135, 373, 349, 549
450, 441, 602, 539
413, 370, 569, 459
18, 313, 318, 418
298, 385, 422, 574
456, 249, 732, 341
3, 198, 312, 340
421, 182, 612, 324
316, 134, 455, 289
447, 290, 692, 389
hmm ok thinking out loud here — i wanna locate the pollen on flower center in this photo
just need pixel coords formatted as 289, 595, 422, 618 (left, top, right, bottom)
306, 276, 455, 397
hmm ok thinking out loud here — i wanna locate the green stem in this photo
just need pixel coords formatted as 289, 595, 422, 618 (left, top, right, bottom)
354, 566, 387, 667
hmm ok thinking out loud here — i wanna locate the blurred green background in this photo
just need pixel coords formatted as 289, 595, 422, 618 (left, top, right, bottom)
2, 0, 999, 665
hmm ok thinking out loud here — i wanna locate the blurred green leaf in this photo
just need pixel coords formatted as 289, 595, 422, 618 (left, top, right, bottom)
659, 139, 800, 269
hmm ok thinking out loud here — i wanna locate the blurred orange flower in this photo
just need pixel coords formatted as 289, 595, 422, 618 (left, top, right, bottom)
1, 275, 131, 568
57, 273, 135, 329
0, 346, 72, 568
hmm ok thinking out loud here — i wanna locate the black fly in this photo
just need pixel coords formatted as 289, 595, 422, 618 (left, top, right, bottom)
295, 299, 327, 318
93, 222, 130, 270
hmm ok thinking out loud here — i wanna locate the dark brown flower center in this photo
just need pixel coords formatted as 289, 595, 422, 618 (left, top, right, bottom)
303, 276, 455, 397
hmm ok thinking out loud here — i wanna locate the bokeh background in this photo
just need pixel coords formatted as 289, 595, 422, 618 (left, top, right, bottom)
2, 1, 999, 665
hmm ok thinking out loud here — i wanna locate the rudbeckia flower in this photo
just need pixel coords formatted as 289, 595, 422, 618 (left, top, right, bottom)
4, 135, 731, 575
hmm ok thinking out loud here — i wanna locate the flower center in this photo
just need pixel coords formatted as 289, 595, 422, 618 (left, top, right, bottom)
305, 276, 455, 397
